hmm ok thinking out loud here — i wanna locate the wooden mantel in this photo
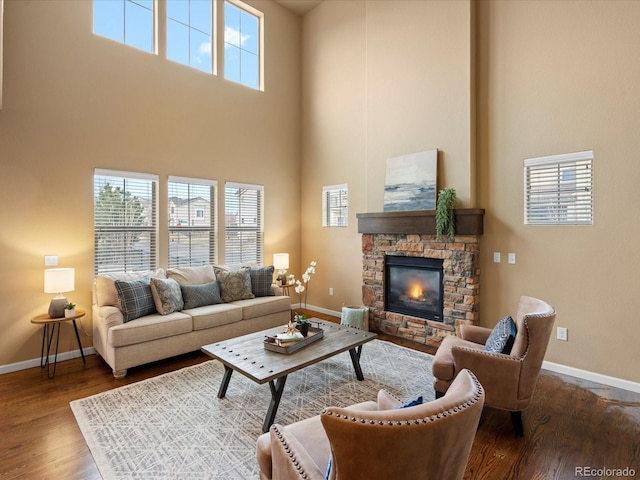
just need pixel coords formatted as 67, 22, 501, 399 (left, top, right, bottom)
356, 209, 485, 235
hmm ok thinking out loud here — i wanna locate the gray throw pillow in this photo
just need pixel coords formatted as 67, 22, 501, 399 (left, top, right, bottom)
114, 279, 156, 322
181, 281, 223, 309
214, 266, 255, 303
250, 266, 275, 297
150, 277, 184, 315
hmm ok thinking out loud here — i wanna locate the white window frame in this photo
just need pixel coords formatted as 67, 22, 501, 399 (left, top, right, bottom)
224, 182, 264, 264
524, 151, 593, 225
166, 0, 214, 74
223, 0, 264, 90
322, 184, 348, 227
93, 0, 156, 54
94, 169, 158, 275
168, 176, 217, 268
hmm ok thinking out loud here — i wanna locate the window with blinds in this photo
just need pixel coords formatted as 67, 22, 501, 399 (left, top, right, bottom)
322, 184, 348, 227
224, 182, 263, 264
168, 177, 217, 268
524, 151, 593, 225
94, 169, 158, 274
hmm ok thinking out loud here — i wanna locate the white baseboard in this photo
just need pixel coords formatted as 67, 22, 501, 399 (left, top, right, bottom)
542, 361, 640, 394
0, 347, 95, 375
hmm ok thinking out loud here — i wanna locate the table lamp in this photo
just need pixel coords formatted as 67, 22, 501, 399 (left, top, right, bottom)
44, 268, 75, 318
273, 253, 289, 286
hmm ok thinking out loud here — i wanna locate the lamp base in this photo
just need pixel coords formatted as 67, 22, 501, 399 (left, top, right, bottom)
48, 296, 68, 319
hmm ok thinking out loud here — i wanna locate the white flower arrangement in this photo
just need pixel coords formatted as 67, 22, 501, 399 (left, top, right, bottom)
288, 260, 317, 312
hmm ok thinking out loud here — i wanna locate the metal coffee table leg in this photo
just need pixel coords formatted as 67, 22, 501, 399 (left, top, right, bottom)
263, 376, 288, 433
349, 347, 365, 381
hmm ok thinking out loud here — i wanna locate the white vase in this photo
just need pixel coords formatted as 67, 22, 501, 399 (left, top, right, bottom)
65, 309, 76, 318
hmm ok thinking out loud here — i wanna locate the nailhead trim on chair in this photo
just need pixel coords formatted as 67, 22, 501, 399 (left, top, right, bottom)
271, 373, 484, 478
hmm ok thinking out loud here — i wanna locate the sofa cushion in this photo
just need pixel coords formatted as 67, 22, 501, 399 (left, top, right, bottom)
231, 295, 291, 320
250, 266, 275, 297
114, 279, 157, 322
214, 266, 255, 302
150, 277, 184, 315
166, 265, 216, 286
108, 311, 193, 347
95, 269, 166, 307
180, 281, 223, 309
485, 315, 517, 354
185, 303, 244, 331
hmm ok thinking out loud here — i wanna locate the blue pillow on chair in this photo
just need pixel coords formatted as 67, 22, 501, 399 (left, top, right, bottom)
484, 315, 517, 354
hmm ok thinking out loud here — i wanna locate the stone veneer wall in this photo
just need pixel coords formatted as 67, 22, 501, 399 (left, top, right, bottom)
361, 233, 481, 348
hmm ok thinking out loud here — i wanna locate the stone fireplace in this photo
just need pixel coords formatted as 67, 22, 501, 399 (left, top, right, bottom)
357, 209, 484, 348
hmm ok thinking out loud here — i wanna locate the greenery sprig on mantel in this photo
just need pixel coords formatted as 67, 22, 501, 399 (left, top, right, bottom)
435, 187, 457, 242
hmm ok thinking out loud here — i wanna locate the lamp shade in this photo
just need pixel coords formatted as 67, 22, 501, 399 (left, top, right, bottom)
273, 253, 289, 270
44, 268, 75, 294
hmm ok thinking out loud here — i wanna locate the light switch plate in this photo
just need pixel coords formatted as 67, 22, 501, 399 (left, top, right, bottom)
44, 255, 58, 266
508, 253, 516, 264
493, 252, 501, 263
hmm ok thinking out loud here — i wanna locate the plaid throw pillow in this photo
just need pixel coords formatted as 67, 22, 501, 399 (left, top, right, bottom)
114, 279, 157, 322
250, 266, 275, 297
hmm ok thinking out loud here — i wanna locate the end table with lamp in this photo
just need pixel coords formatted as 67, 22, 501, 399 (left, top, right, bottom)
31, 309, 86, 378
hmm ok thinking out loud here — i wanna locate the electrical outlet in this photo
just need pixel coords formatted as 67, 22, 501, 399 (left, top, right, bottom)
329, 288, 334, 296
44, 255, 58, 266
508, 253, 516, 264
493, 252, 501, 263
557, 327, 568, 341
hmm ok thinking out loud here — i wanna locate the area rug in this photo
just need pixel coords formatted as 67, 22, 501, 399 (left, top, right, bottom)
70, 340, 434, 479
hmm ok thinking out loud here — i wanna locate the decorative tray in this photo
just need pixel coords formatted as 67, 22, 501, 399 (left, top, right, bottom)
264, 326, 324, 354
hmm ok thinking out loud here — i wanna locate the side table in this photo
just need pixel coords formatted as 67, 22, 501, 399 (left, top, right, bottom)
31, 309, 86, 378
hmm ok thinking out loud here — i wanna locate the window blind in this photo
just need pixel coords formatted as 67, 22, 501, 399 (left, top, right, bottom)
322, 184, 348, 227
94, 169, 158, 274
224, 182, 263, 264
524, 151, 593, 225
168, 176, 217, 268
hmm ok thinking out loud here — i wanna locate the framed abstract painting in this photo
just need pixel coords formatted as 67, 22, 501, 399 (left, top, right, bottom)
384, 149, 438, 211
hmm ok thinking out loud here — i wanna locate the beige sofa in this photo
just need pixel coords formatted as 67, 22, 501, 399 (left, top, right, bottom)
93, 265, 290, 378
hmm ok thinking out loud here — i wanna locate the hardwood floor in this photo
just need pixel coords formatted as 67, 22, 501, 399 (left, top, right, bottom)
1, 311, 638, 480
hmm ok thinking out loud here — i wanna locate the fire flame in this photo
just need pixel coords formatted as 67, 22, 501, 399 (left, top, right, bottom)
409, 284, 423, 299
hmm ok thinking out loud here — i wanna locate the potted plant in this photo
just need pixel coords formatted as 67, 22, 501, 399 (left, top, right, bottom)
435, 187, 457, 242
294, 313, 311, 337
64, 302, 76, 318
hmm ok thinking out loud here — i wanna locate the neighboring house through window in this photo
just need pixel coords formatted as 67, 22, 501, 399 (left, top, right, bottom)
94, 169, 158, 274
224, 0, 262, 90
322, 184, 349, 227
93, 0, 155, 53
225, 182, 263, 264
524, 150, 593, 225
168, 176, 217, 268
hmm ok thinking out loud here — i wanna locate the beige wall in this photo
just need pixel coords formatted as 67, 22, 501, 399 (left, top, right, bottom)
0, 0, 301, 366
301, 0, 639, 383
476, 0, 640, 383
301, 0, 474, 312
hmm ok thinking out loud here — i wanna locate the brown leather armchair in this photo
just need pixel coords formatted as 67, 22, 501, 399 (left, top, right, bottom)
432, 296, 556, 436
256, 369, 485, 480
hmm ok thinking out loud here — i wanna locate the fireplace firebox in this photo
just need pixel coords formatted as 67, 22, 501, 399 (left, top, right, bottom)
385, 255, 444, 322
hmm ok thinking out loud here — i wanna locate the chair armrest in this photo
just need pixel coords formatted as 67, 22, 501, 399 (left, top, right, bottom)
459, 325, 492, 344
451, 345, 522, 406
270, 425, 326, 480
377, 389, 402, 410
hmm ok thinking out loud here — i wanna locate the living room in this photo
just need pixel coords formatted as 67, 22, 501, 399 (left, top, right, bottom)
1, 0, 639, 478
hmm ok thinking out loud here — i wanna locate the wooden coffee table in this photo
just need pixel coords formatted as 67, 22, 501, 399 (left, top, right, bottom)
201, 319, 378, 432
